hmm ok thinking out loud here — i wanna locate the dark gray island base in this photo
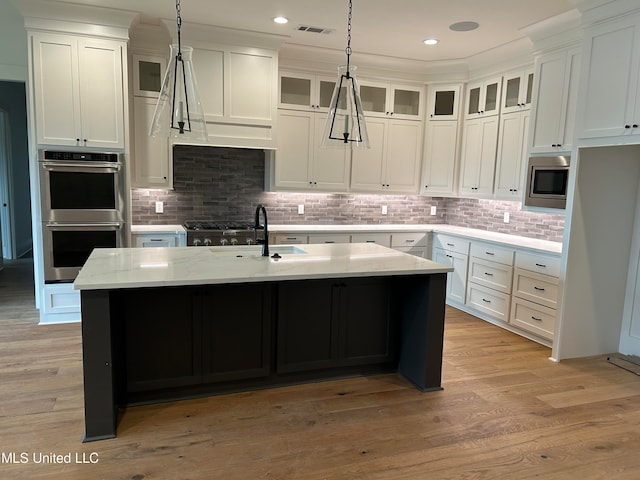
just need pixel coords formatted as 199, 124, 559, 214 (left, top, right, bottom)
80, 273, 447, 442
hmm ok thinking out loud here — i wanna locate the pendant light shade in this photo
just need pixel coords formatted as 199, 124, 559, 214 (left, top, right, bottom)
149, 44, 207, 141
149, 0, 207, 141
321, 0, 370, 149
321, 65, 369, 148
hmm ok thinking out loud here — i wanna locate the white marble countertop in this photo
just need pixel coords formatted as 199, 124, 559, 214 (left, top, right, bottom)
131, 224, 186, 234
270, 224, 562, 255
74, 243, 453, 291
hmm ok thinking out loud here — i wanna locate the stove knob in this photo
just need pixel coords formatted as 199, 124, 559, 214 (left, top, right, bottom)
230, 238, 239, 245
193, 238, 202, 246
246, 238, 254, 245
220, 238, 228, 246
203, 238, 212, 246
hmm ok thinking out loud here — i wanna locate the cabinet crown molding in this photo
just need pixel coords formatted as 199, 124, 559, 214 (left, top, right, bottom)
19, 0, 136, 39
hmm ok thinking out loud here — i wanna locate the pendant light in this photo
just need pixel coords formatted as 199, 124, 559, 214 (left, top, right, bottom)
321, 0, 370, 149
149, 0, 207, 141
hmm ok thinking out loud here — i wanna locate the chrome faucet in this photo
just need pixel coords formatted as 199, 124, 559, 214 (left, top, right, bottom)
254, 204, 269, 257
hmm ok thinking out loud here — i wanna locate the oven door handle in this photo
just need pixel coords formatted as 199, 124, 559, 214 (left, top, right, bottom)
45, 222, 122, 229
42, 162, 121, 173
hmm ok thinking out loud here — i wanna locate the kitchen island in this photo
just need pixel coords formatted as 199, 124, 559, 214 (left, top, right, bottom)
74, 243, 452, 442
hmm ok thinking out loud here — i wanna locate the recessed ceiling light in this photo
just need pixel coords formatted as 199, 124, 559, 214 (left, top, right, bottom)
423, 38, 439, 46
449, 21, 479, 32
273, 16, 289, 24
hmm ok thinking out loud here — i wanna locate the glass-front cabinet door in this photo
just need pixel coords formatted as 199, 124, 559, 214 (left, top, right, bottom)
427, 84, 462, 120
359, 81, 423, 119
501, 68, 534, 114
465, 76, 502, 118
279, 72, 339, 112
133, 54, 166, 98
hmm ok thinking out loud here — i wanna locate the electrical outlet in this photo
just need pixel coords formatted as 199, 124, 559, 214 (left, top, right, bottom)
503, 212, 510, 223
297, 204, 304, 215
155, 201, 163, 214
381, 205, 388, 215
430, 206, 437, 216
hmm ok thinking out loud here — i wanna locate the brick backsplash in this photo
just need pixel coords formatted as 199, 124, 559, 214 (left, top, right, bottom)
131, 145, 564, 242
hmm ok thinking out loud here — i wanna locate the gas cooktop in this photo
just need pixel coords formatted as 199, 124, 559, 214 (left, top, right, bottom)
183, 221, 255, 231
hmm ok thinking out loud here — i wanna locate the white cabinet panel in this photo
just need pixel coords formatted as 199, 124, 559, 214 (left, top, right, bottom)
350, 233, 392, 247
31, 32, 125, 148
228, 51, 273, 121
510, 297, 556, 341
466, 282, 510, 322
132, 97, 171, 188
494, 110, 530, 199
421, 120, 459, 196
459, 116, 499, 197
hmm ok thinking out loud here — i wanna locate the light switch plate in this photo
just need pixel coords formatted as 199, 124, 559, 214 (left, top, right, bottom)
430, 206, 437, 216
298, 204, 304, 215
381, 205, 388, 215
155, 201, 163, 214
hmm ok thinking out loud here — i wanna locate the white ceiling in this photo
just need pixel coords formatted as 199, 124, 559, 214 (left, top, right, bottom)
45, 0, 582, 62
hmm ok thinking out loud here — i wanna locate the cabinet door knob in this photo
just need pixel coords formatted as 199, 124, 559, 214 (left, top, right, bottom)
625, 124, 631, 129
634, 124, 639, 128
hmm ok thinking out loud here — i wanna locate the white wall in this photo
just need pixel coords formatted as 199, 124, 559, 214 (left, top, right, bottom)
555, 145, 640, 360
0, 0, 28, 81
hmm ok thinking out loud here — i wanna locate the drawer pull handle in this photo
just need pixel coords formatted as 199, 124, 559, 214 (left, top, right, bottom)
482, 298, 491, 303
531, 315, 543, 321
366, 240, 376, 243
446, 243, 455, 247
534, 286, 545, 291
484, 272, 494, 276
405, 239, 415, 243
485, 252, 495, 256
446, 254, 453, 258
535, 263, 547, 268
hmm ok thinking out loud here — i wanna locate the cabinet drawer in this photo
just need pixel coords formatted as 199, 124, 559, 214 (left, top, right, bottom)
515, 251, 560, 277
350, 233, 392, 247
468, 257, 513, 294
466, 283, 510, 322
391, 232, 430, 248
512, 268, 559, 308
308, 234, 351, 244
274, 234, 308, 245
43, 283, 81, 315
133, 234, 183, 248
470, 242, 514, 266
510, 297, 556, 341
393, 246, 428, 259
433, 234, 470, 255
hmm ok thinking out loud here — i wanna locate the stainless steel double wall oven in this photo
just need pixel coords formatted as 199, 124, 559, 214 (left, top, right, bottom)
39, 150, 126, 282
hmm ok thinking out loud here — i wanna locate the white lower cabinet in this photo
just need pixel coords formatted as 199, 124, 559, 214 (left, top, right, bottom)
465, 241, 515, 322
466, 282, 511, 323
391, 232, 431, 258
350, 233, 392, 247
132, 233, 186, 247
433, 234, 470, 304
40, 283, 81, 324
308, 234, 351, 244
433, 232, 560, 345
274, 234, 308, 245
509, 250, 560, 342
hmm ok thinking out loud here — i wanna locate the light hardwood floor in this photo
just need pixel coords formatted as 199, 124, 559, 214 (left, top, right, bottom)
1, 260, 639, 479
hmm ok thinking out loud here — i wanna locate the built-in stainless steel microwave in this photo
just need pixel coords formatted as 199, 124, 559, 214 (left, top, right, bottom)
524, 156, 570, 210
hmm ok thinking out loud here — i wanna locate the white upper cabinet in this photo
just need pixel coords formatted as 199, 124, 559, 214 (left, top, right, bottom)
465, 76, 502, 118
421, 84, 463, 196
190, 44, 277, 148
279, 71, 340, 112
494, 110, 530, 199
577, 14, 640, 140
358, 80, 424, 120
351, 118, 422, 193
274, 110, 350, 192
501, 68, 534, 114
459, 116, 499, 197
31, 32, 125, 149
132, 96, 171, 188
427, 84, 461, 121
132, 54, 166, 98
529, 46, 581, 154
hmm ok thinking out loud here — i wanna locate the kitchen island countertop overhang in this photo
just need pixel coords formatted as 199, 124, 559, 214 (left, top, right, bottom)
75, 243, 453, 442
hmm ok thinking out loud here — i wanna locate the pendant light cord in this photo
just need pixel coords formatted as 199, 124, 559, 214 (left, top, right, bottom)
345, 0, 352, 76
176, 0, 183, 60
